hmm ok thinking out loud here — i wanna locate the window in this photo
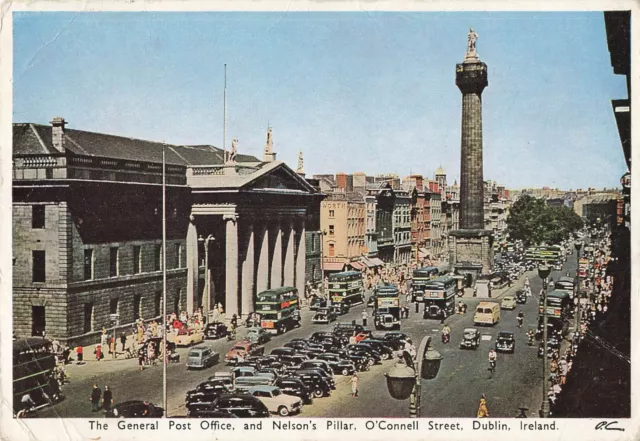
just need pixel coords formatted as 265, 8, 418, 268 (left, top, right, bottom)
175, 243, 182, 268
329, 225, 335, 236
32, 250, 45, 282
155, 291, 162, 317
155, 245, 162, 271
83, 303, 93, 334
110, 298, 119, 315
328, 243, 335, 257
310, 233, 316, 252
133, 294, 142, 321
32, 306, 46, 337
174, 289, 181, 315
329, 210, 335, 218
133, 246, 142, 274
32, 205, 45, 229
84, 249, 94, 280
45, 168, 53, 179
110, 247, 119, 277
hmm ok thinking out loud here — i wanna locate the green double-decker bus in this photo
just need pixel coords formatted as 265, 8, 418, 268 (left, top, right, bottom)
524, 245, 563, 263
328, 271, 365, 307
411, 266, 439, 303
256, 287, 301, 334
422, 276, 457, 320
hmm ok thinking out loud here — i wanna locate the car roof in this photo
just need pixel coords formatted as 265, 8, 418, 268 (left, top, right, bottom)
503, 295, 515, 299
498, 331, 514, 337
248, 385, 279, 393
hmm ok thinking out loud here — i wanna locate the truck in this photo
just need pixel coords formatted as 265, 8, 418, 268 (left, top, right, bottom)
224, 340, 265, 364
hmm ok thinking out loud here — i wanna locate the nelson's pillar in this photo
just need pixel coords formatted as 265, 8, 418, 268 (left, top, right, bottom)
448, 28, 494, 280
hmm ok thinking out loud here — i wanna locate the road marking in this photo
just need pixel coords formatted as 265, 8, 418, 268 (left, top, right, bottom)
481, 335, 492, 341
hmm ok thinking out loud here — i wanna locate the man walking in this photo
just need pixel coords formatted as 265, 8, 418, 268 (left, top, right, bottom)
361, 310, 368, 327
350, 373, 359, 398
120, 332, 127, 353
90, 384, 101, 412
102, 385, 114, 413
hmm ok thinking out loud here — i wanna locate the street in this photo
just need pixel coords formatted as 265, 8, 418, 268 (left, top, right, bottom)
38, 259, 575, 419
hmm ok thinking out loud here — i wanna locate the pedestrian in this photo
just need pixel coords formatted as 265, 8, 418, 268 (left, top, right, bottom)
76, 345, 84, 363
477, 394, 489, 418
350, 373, 359, 398
102, 385, 113, 413
361, 310, 368, 327
138, 349, 145, 371
414, 301, 420, 314
101, 328, 108, 347
95, 344, 102, 361
120, 332, 127, 352
90, 384, 101, 412
110, 338, 116, 359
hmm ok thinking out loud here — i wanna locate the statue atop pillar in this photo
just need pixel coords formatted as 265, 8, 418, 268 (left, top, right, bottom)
297, 149, 305, 176
228, 138, 238, 163
263, 126, 277, 162
465, 27, 479, 62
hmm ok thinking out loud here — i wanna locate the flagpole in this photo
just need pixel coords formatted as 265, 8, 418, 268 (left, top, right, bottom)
162, 144, 168, 417
223, 64, 227, 161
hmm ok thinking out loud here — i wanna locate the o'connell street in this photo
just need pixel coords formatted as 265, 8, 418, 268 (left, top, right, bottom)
10, 11, 630, 421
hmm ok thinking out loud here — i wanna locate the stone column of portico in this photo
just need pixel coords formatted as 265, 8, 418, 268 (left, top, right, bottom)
283, 220, 295, 287
256, 225, 270, 293
270, 221, 283, 289
295, 221, 306, 297
241, 223, 255, 317
185, 215, 198, 315
224, 214, 239, 318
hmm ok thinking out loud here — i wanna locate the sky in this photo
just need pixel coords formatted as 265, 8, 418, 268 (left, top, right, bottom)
12, 11, 628, 190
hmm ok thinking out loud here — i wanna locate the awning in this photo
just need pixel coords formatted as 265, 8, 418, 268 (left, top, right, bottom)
349, 261, 366, 271
361, 256, 378, 268
418, 248, 430, 258
323, 262, 345, 272
369, 258, 385, 266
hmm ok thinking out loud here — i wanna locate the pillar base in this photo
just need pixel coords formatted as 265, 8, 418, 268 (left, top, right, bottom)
448, 229, 494, 277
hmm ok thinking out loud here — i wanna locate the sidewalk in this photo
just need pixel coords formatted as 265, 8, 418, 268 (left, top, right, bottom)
460, 270, 536, 301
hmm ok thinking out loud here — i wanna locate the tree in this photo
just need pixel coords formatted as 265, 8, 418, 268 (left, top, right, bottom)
506, 195, 583, 246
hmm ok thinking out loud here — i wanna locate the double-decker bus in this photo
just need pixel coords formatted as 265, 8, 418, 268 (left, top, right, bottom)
328, 271, 365, 307
555, 276, 576, 298
13, 338, 60, 414
538, 289, 572, 337
578, 258, 589, 278
256, 287, 301, 334
374, 283, 401, 330
422, 276, 457, 320
411, 266, 439, 303
525, 246, 563, 263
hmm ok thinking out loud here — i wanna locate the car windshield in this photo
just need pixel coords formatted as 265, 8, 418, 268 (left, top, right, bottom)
464, 330, 476, 337
232, 346, 246, 351
271, 389, 281, 396
189, 351, 201, 357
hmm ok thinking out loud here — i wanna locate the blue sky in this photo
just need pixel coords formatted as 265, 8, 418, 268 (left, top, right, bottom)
13, 12, 628, 190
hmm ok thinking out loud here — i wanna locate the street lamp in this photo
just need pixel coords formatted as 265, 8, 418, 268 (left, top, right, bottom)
198, 234, 214, 322
384, 336, 443, 417
574, 241, 583, 334
537, 264, 551, 418
319, 230, 327, 295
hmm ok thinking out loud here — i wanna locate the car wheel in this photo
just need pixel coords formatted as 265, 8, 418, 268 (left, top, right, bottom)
342, 368, 350, 376
381, 352, 390, 360
278, 406, 289, 417
313, 388, 324, 398
367, 359, 374, 367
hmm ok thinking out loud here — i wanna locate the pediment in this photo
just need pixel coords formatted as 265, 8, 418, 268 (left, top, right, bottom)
246, 164, 314, 193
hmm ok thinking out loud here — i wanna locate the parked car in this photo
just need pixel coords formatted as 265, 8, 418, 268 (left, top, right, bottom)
333, 323, 365, 338
280, 354, 310, 367
225, 341, 265, 364
270, 347, 297, 359
210, 393, 271, 418
245, 327, 272, 345
295, 368, 336, 389
311, 307, 337, 324
299, 360, 334, 377
204, 322, 229, 340
459, 328, 480, 350
187, 404, 238, 418
172, 328, 205, 347
106, 400, 164, 418
309, 331, 335, 343
495, 331, 516, 353
185, 381, 230, 408
186, 345, 220, 369
500, 295, 517, 310
314, 353, 357, 376
248, 385, 303, 416
274, 377, 313, 404
291, 371, 332, 398
359, 339, 394, 360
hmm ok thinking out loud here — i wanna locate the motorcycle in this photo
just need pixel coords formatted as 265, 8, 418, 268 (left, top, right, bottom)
441, 332, 450, 344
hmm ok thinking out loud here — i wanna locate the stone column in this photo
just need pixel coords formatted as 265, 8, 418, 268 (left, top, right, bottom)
185, 215, 198, 315
283, 220, 295, 287
270, 221, 283, 289
224, 214, 239, 317
296, 222, 306, 297
241, 223, 255, 316
256, 224, 270, 294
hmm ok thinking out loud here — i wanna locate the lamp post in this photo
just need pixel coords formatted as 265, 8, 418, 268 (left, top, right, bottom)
319, 229, 327, 295
384, 336, 443, 417
574, 241, 582, 333
198, 234, 214, 321
537, 264, 551, 418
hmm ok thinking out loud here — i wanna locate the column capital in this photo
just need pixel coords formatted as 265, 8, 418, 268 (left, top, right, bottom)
223, 213, 238, 223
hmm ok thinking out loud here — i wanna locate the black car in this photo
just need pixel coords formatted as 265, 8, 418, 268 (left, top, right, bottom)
495, 331, 516, 353
204, 322, 229, 339
187, 405, 238, 418
348, 343, 382, 362
360, 339, 394, 360
333, 323, 365, 338
292, 372, 332, 398
374, 332, 407, 351
270, 347, 297, 359
295, 368, 336, 389
347, 348, 378, 366
280, 354, 310, 367
366, 296, 376, 308
106, 400, 164, 418
310, 297, 328, 311
300, 360, 334, 377
309, 331, 337, 344
314, 353, 357, 376
331, 302, 351, 316
275, 377, 313, 404
185, 382, 230, 408
210, 393, 271, 418
515, 290, 528, 304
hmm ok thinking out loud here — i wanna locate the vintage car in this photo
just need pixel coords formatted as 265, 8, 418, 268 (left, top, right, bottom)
515, 290, 528, 304
245, 327, 272, 345
500, 295, 517, 310
186, 345, 220, 370
311, 307, 337, 324
204, 322, 229, 340
185, 381, 230, 408
106, 400, 164, 418
225, 341, 265, 364
247, 386, 303, 416
366, 296, 376, 308
310, 297, 328, 311
459, 328, 480, 350
495, 331, 516, 353
331, 302, 351, 316
274, 377, 313, 404
172, 328, 205, 347
232, 367, 276, 391
209, 393, 271, 418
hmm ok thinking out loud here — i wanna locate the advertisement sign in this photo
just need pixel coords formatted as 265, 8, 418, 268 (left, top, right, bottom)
378, 298, 399, 308
427, 290, 444, 299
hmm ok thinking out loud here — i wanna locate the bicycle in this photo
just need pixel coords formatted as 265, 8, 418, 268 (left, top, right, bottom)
488, 360, 496, 378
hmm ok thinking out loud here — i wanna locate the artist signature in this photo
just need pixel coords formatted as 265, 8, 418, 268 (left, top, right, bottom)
595, 421, 624, 431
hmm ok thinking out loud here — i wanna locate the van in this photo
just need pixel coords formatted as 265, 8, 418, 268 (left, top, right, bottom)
474, 302, 500, 326
186, 345, 220, 369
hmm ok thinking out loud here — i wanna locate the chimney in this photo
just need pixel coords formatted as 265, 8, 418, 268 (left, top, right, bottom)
415, 175, 423, 191
50, 117, 67, 153
336, 173, 347, 192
